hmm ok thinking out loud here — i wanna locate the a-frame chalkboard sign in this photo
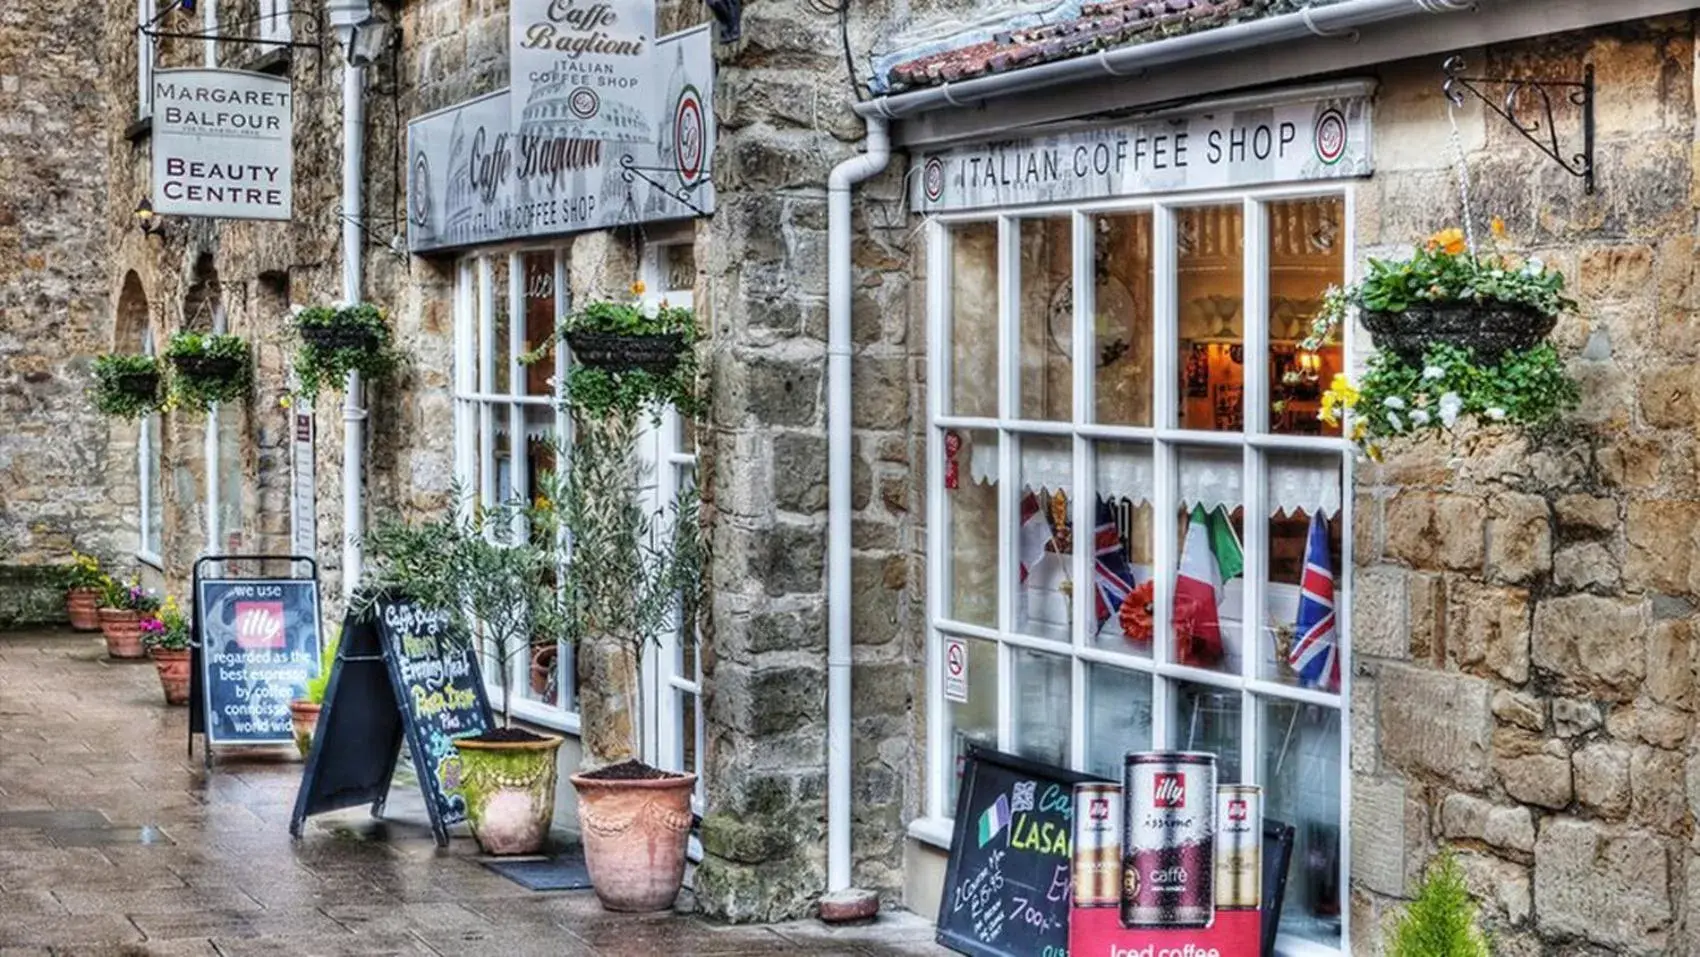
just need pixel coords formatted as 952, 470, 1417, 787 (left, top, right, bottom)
289, 593, 494, 846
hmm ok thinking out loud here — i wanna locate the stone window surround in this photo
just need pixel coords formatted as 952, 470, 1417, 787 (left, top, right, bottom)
919, 183, 1357, 957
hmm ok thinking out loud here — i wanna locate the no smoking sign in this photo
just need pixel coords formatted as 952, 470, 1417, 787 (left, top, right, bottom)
944, 637, 969, 703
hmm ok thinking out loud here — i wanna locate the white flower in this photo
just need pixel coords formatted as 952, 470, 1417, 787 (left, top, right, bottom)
639, 299, 661, 320
1486, 406, 1507, 421
288, 304, 304, 317
545, 375, 558, 391
1409, 409, 1431, 426
1439, 392, 1463, 428
1422, 365, 1445, 381
1383, 396, 1406, 410
1387, 411, 1404, 432
1525, 258, 1545, 275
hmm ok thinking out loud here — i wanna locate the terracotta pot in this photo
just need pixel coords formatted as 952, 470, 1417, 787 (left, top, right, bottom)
571, 770, 697, 912
149, 648, 190, 705
65, 588, 100, 631
97, 608, 146, 659
453, 734, 564, 857
529, 645, 557, 697
289, 700, 322, 757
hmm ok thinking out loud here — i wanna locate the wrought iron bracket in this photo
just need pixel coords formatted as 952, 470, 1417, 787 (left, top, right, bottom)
618, 155, 713, 217
141, 3, 325, 58
1443, 55, 1594, 194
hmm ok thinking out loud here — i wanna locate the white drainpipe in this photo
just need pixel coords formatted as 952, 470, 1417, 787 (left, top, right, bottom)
825, 119, 890, 896
332, 4, 369, 599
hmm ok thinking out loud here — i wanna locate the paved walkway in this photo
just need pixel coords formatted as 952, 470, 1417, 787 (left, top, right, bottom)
0, 628, 951, 956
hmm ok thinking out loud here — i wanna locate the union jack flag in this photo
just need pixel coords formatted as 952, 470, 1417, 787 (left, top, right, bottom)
1289, 511, 1340, 692
1094, 498, 1139, 629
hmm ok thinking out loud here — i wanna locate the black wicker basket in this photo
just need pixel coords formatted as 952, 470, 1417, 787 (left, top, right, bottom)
566, 331, 686, 374
169, 353, 244, 380
114, 370, 162, 399
299, 324, 380, 351
1362, 301, 1557, 366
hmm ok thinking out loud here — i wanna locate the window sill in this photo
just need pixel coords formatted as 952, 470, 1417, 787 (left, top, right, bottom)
906, 816, 955, 851
486, 683, 580, 736
125, 115, 152, 143
1274, 934, 1342, 957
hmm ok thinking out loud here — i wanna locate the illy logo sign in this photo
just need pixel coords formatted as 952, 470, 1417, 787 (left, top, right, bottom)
1229, 798, 1248, 821
234, 601, 285, 649
1090, 797, 1111, 821
1153, 772, 1186, 808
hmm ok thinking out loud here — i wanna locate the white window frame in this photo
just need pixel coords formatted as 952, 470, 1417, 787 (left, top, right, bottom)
258, 0, 292, 43
137, 326, 164, 569
919, 183, 1357, 957
455, 245, 577, 735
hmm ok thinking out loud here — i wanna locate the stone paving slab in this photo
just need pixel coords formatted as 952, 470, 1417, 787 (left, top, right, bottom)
0, 627, 955, 956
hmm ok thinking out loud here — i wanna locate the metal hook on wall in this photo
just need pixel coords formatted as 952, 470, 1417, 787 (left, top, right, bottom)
1442, 55, 1595, 194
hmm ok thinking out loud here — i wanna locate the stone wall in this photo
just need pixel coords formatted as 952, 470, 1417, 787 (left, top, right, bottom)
1350, 18, 1700, 955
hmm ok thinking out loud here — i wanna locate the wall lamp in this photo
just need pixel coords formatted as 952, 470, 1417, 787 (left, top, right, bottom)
135, 199, 166, 237
327, 0, 393, 67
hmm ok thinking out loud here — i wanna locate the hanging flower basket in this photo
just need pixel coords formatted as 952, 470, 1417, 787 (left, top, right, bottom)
115, 369, 162, 398
169, 354, 243, 379
540, 283, 701, 420
565, 331, 686, 375
1362, 301, 1556, 366
165, 331, 250, 412
299, 324, 381, 351
290, 302, 400, 402
91, 354, 166, 419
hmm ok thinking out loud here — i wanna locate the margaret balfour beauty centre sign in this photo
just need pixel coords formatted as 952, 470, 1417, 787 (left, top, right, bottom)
913, 89, 1373, 213
152, 69, 293, 221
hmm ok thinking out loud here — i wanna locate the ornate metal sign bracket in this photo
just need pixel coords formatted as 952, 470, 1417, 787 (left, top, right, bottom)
619, 155, 714, 217
1443, 55, 1595, 194
141, 1, 325, 59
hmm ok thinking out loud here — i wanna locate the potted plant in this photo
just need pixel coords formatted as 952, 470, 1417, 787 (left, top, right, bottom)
61, 551, 105, 631
141, 595, 191, 705
90, 353, 166, 419
1386, 849, 1491, 957
290, 302, 400, 402
289, 630, 339, 757
361, 479, 572, 857
97, 576, 162, 660
165, 331, 250, 413
554, 289, 705, 912
1307, 222, 1579, 458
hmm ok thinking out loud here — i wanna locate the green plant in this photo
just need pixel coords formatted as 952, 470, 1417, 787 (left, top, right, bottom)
61, 551, 106, 591
304, 629, 340, 704
165, 331, 250, 412
141, 594, 190, 651
100, 577, 162, 613
528, 285, 701, 420
90, 353, 166, 419
290, 302, 400, 402
1387, 849, 1491, 957
359, 481, 569, 726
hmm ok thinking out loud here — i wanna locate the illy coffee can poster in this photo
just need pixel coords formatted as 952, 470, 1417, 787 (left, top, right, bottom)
1069, 751, 1262, 957
195, 578, 323, 745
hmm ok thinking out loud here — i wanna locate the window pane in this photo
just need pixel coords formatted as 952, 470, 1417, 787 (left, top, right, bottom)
680, 687, 698, 777
1176, 205, 1244, 432
948, 223, 998, 418
1263, 454, 1345, 690
1086, 665, 1152, 780
947, 636, 999, 810
1090, 442, 1154, 658
522, 252, 556, 397
1175, 448, 1243, 674
1018, 217, 1072, 422
942, 428, 998, 628
1093, 212, 1154, 426
1170, 680, 1241, 783
1016, 434, 1070, 642
1012, 647, 1070, 769
1262, 699, 1344, 949
492, 256, 511, 395
1269, 198, 1345, 437
144, 412, 162, 554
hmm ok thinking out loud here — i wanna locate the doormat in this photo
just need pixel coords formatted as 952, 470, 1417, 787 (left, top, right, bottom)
480, 849, 593, 891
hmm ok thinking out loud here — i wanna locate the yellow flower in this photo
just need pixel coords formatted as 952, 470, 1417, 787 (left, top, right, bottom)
279, 395, 293, 409
1491, 217, 1507, 239
533, 496, 553, 512
1426, 227, 1467, 256
630, 280, 647, 296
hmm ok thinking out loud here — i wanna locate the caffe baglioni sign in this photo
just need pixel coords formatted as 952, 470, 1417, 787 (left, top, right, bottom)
152, 68, 293, 221
407, 25, 712, 253
912, 90, 1372, 213
510, 0, 655, 143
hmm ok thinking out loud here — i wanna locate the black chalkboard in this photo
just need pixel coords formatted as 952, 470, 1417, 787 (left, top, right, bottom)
938, 746, 1104, 957
1261, 818, 1296, 957
193, 577, 323, 746
289, 596, 494, 846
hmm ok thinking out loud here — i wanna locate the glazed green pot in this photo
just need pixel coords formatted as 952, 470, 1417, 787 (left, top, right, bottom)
454, 734, 564, 856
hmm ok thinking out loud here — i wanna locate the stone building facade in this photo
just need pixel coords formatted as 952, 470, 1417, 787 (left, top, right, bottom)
7, 0, 1700, 954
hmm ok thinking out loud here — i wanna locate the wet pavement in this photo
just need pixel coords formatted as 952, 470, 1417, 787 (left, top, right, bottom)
0, 628, 952, 956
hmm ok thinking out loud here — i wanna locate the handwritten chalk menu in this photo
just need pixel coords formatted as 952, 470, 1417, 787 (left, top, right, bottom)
938, 746, 1105, 957
195, 578, 322, 745
290, 596, 493, 846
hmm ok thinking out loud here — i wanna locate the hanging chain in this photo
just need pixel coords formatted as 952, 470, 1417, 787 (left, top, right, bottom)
1446, 100, 1478, 255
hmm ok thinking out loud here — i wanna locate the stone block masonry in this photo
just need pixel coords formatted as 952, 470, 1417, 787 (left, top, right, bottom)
1351, 19, 1700, 955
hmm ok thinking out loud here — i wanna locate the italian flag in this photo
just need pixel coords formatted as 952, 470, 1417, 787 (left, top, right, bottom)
1175, 504, 1232, 667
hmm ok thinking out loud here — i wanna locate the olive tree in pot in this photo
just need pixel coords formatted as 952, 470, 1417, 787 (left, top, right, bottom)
362, 481, 572, 857
552, 290, 706, 913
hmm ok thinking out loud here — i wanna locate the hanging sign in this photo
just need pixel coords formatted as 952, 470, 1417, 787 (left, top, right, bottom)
151, 68, 293, 221
407, 25, 714, 253
290, 411, 315, 558
913, 91, 1371, 213
510, 0, 656, 143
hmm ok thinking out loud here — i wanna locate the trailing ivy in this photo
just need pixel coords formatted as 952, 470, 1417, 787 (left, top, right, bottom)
290, 302, 400, 401
165, 331, 250, 413
90, 353, 166, 420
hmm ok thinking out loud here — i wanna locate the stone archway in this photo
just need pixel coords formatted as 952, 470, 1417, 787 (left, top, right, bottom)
114, 270, 149, 349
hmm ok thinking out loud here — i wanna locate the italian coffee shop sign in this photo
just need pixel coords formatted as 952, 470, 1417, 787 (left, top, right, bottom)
151, 69, 293, 221
511, 0, 655, 143
913, 90, 1372, 213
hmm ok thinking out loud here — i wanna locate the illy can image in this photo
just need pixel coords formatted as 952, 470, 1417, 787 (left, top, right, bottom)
1121, 751, 1217, 928
1071, 783, 1122, 907
1214, 784, 1262, 911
